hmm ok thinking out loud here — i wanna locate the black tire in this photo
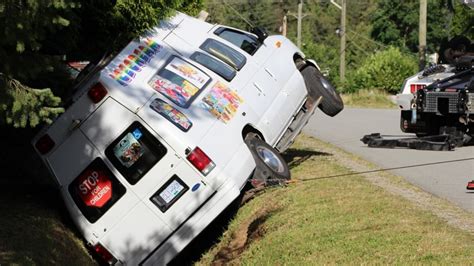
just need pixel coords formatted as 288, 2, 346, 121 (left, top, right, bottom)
245, 135, 290, 182
301, 65, 344, 117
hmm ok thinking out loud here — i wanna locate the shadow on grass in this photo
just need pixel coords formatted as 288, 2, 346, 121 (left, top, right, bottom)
0, 185, 96, 265
282, 148, 332, 169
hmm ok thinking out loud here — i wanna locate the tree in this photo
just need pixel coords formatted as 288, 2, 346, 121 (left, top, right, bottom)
0, 0, 203, 128
370, 0, 472, 54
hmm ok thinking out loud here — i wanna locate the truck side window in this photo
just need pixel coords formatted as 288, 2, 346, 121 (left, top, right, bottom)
190, 52, 236, 81
200, 39, 246, 71
105, 122, 167, 185
214, 27, 260, 55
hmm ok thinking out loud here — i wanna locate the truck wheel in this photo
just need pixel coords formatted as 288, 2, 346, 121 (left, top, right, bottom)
301, 65, 344, 117
245, 135, 290, 183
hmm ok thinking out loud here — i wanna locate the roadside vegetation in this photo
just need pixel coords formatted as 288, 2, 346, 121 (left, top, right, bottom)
1, 135, 473, 264
0, 187, 95, 265
341, 89, 396, 109
196, 135, 474, 265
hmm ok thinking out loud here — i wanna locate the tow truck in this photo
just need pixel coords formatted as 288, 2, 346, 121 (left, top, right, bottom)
363, 36, 473, 151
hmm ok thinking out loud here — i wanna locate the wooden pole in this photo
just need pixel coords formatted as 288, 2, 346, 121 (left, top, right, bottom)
419, 0, 427, 70
340, 0, 346, 83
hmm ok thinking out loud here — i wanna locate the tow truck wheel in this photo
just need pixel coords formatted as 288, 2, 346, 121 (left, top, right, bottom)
245, 135, 290, 184
301, 65, 344, 117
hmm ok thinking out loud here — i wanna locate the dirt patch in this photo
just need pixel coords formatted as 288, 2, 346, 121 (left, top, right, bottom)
211, 203, 281, 265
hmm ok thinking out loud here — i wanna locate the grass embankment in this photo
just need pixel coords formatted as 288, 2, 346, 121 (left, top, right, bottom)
0, 187, 95, 265
2, 135, 472, 264
197, 135, 474, 265
342, 89, 396, 109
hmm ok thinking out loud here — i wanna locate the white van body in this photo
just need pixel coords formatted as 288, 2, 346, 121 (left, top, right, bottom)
33, 12, 319, 264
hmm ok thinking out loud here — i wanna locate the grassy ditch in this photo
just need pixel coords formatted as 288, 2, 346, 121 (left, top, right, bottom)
0, 186, 95, 265
197, 135, 474, 265
342, 89, 396, 109
1, 135, 473, 264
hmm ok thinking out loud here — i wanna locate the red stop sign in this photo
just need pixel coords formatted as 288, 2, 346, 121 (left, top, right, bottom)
77, 169, 112, 208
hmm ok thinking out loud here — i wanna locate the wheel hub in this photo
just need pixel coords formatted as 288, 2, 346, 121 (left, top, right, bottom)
256, 146, 284, 173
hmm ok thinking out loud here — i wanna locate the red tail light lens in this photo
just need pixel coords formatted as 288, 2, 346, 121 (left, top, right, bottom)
410, 84, 426, 93
467, 181, 474, 190
186, 147, 216, 176
88, 83, 108, 103
35, 134, 55, 155
93, 243, 117, 264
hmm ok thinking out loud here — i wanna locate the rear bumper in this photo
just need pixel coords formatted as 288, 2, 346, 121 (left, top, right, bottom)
417, 90, 473, 115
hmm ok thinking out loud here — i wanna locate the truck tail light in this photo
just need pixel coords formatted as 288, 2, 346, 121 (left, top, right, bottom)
410, 84, 426, 93
93, 243, 117, 265
35, 134, 55, 155
88, 82, 108, 103
186, 147, 215, 176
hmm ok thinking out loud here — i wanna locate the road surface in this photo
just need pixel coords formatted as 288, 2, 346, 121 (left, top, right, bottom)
303, 108, 474, 213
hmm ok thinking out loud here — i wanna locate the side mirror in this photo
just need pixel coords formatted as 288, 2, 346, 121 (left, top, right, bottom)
252, 27, 268, 43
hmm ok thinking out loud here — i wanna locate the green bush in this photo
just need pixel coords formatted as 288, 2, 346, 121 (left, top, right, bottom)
344, 47, 418, 94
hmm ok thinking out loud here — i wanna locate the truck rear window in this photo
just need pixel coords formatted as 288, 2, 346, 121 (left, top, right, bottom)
105, 121, 167, 185
148, 56, 211, 108
68, 158, 126, 223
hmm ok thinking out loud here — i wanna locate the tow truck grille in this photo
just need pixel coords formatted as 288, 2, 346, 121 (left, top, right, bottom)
423, 92, 459, 113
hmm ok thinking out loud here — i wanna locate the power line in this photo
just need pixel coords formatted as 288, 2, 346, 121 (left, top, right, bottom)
222, 0, 255, 29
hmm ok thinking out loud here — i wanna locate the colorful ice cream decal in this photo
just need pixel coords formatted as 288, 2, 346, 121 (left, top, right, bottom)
108, 38, 163, 86
148, 57, 210, 108
150, 98, 193, 132
201, 82, 243, 123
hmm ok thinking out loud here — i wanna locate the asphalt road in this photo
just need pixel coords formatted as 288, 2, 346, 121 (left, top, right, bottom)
303, 108, 474, 213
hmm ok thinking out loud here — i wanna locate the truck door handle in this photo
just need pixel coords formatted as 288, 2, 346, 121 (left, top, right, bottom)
253, 82, 265, 96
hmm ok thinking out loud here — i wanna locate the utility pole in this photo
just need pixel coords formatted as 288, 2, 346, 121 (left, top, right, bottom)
288, 1, 308, 49
297, 0, 303, 48
340, 0, 346, 83
419, 0, 427, 70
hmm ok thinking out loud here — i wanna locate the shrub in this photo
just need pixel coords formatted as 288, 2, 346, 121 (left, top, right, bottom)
344, 47, 418, 94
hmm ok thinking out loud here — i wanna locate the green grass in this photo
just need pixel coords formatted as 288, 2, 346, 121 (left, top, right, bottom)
2, 136, 473, 265
342, 89, 397, 109
196, 135, 474, 265
0, 188, 95, 265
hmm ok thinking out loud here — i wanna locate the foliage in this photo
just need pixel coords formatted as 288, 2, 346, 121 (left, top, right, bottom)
341, 89, 396, 109
345, 47, 418, 94
0, 0, 203, 128
0, 75, 63, 128
0, 0, 76, 128
370, 0, 472, 54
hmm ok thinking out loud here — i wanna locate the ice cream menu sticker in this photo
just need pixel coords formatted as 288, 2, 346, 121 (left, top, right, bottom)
165, 57, 210, 89
148, 57, 211, 108
113, 132, 145, 168
150, 98, 192, 132
201, 82, 243, 123
108, 38, 163, 86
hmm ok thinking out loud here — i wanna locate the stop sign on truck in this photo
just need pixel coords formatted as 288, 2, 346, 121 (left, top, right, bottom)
77, 169, 112, 208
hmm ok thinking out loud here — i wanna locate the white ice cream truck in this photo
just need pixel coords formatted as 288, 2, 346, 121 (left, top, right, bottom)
32, 12, 343, 265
